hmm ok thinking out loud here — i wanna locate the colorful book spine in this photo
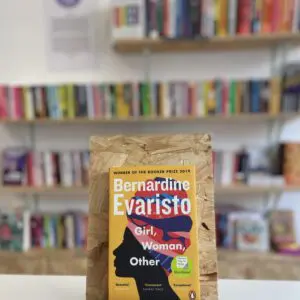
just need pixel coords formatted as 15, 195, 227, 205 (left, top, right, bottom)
238, 0, 251, 34
0, 86, 8, 119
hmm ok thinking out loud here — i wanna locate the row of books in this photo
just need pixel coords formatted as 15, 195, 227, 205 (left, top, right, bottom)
0, 210, 87, 251
2, 148, 89, 187
111, 0, 300, 40
213, 144, 285, 187
0, 80, 291, 121
216, 207, 296, 253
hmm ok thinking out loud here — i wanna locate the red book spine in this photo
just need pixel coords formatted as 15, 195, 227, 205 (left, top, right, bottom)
271, 0, 280, 32
27, 152, 34, 186
93, 86, 101, 118
262, 0, 273, 33
222, 81, 229, 115
237, 0, 251, 34
0, 86, 8, 119
15, 87, 24, 119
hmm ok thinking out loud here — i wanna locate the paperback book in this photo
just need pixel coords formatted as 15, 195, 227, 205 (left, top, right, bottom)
109, 165, 200, 300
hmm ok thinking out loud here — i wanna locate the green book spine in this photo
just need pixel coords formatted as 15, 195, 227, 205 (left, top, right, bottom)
143, 82, 151, 116
67, 84, 75, 118
44, 216, 50, 248
229, 81, 236, 114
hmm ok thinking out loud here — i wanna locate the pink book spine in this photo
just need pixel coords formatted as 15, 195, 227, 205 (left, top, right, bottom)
93, 86, 101, 118
271, 0, 280, 32
0, 86, 8, 119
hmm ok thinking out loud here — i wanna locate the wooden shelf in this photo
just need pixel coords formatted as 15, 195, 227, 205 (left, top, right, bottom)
218, 249, 300, 280
113, 33, 300, 53
1, 184, 300, 196
0, 113, 298, 125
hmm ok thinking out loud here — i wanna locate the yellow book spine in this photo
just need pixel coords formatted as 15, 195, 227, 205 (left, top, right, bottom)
203, 81, 209, 115
207, 81, 216, 114
219, 0, 228, 36
269, 78, 281, 115
67, 84, 75, 118
116, 84, 129, 118
23, 87, 34, 120
58, 86, 68, 118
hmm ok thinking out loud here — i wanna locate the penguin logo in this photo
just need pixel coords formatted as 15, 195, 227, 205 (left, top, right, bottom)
189, 290, 196, 300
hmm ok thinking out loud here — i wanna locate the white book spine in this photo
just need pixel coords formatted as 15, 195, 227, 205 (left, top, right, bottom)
73, 152, 82, 186
207, 0, 215, 37
228, 0, 237, 35
86, 85, 95, 119
169, 0, 176, 38
44, 152, 54, 187
66, 215, 75, 249
163, 83, 170, 118
25, 88, 34, 120
221, 151, 234, 186
197, 82, 205, 117
60, 152, 73, 187
33, 152, 43, 187
22, 210, 31, 252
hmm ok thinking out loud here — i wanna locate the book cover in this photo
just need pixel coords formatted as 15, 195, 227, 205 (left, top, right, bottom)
236, 215, 269, 252
269, 210, 295, 247
108, 165, 201, 300
2, 148, 28, 186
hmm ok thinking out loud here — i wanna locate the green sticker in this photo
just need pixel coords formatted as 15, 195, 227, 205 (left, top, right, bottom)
171, 256, 192, 278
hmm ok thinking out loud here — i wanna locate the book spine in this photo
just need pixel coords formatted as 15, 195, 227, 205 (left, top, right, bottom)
222, 81, 229, 115
92, 86, 101, 118
0, 86, 8, 119
229, 80, 236, 114
228, 0, 237, 35
86, 85, 95, 119
271, 0, 281, 32
219, 0, 227, 36
44, 151, 54, 187
293, 0, 300, 32
238, 0, 251, 34
189, 0, 201, 37
26, 151, 34, 186
66, 84, 75, 118
23, 87, 34, 120
281, 0, 290, 32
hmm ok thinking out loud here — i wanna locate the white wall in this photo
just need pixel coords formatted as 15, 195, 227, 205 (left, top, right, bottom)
0, 0, 300, 239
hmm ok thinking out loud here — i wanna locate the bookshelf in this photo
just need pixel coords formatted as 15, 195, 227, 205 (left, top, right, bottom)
0, 113, 299, 125
2, 184, 300, 197
113, 33, 300, 54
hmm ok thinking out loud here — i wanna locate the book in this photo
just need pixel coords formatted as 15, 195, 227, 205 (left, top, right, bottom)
109, 165, 201, 300
2, 148, 28, 186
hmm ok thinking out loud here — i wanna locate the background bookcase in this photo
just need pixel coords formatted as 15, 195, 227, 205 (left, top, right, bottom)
1, 0, 300, 279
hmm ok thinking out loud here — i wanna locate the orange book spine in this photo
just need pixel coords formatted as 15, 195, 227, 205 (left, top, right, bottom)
219, 0, 228, 36
280, 0, 290, 31
262, 0, 272, 33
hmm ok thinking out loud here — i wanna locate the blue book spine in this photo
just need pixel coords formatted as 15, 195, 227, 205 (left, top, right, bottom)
74, 214, 81, 247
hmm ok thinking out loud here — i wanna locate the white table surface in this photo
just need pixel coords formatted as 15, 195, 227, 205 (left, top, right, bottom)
0, 275, 299, 299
